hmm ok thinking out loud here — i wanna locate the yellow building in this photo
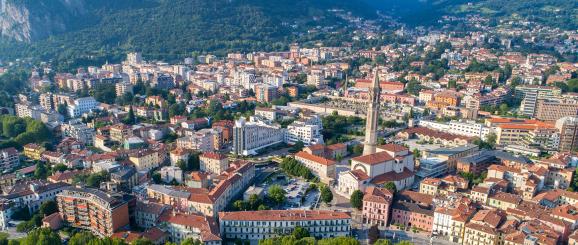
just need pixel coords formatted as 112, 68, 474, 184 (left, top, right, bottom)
23, 143, 46, 160
129, 149, 162, 171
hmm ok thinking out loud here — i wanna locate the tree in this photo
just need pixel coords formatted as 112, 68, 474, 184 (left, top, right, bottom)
21, 228, 61, 245
289, 141, 305, 153
320, 185, 333, 204
39, 200, 58, 216
368, 225, 380, 244
268, 185, 286, 205
68, 232, 97, 245
350, 190, 364, 210
124, 106, 136, 125
374, 240, 393, 245
383, 182, 397, 193
52, 163, 68, 172
394, 242, 414, 245
131, 238, 154, 245
292, 226, 310, 239
181, 238, 202, 245
34, 162, 49, 180
152, 172, 162, 184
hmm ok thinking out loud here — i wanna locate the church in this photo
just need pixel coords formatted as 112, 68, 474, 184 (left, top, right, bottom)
337, 69, 415, 198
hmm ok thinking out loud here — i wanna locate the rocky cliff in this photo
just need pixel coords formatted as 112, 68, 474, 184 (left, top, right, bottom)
0, 0, 87, 42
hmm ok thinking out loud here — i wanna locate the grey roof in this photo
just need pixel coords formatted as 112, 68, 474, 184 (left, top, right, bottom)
427, 144, 478, 156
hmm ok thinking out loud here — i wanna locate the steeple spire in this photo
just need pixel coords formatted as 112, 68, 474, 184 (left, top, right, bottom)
363, 68, 381, 155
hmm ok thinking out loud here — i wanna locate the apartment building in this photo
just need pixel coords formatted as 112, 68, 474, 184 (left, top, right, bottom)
23, 143, 46, 160
294, 151, 336, 184
556, 116, 578, 152
285, 121, 324, 146
0, 147, 19, 172
5, 180, 69, 213
159, 211, 221, 245
129, 148, 165, 172
56, 187, 130, 237
110, 124, 133, 143
61, 120, 96, 145
535, 99, 578, 122
254, 84, 278, 103
516, 85, 561, 117
218, 210, 351, 241
200, 152, 229, 175
67, 97, 98, 118
232, 118, 285, 156
362, 187, 393, 227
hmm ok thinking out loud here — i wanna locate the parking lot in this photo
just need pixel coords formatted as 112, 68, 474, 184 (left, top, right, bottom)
259, 171, 320, 210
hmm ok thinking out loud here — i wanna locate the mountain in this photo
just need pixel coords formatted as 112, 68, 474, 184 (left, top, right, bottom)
0, 0, 375, 67
0, 0, 575, 68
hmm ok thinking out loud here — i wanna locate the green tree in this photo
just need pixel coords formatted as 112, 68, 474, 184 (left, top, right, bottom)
320, 185, 333, 204
21, 228, 61, 245
383, 182, 397, 193
350, 190, 364, 210
131, 238, 154, 245
34, 162, 49, 180
292, 226, 310, 239
181, 238, 202, 245
39, 200, 58, 216
374, 240, 393, 245
68, 232, 96, 245
268, 185, 286, 205
394, 242, 414, 245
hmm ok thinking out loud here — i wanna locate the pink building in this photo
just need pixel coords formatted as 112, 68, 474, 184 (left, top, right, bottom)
390, 191, 434, 232
362, 187, 393, 227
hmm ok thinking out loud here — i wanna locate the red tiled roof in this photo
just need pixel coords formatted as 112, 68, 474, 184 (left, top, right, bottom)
352, 151, 394, 165
201, 152, 227, 160
295, 151, 336, 166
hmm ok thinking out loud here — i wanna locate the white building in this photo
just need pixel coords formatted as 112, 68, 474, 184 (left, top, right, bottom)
285, 121, 324, 146
159, 166, 184, 184
61, 119, 95, 146
232, 118, 285, 156
67, 97, 98, 118
219, 210, 351, 241
448, 120, 493, 139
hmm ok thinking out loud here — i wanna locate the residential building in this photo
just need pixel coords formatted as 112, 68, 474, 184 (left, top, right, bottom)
391, 191, 434, 232
200, 152, 229, 175
294, 151, 336, 184
285, 119, 324, 146
23, 143, 45, 160
362, 187, 393, 227
56, 187, 130, 237
232, 118, 285, 156
159, 166, 184, 184
61, 120, 96, 145
0, 148, 19, 172
218, 210, 351, 241
67, 97, 98, 118
129, 148, 165, 172
516, 85, 562, 117
159, 211, 221, 245
556, 116, 578, 152
254, 84, 278, 102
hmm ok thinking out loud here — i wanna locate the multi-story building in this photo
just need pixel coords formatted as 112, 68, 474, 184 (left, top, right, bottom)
556, 116, 578, 152
176, 129, 218, 152
232, 118, 285, 156
39, 93, 54, 110
129, 148, 165, 172
294, 151, 336, 184
535, 98, 578, 122
254, 84, 278, 103
61, 120, 96, 146
285, 120, 324, 146
67, 97, 98, 118
362, 187, 393, 227
56, 187, 130, 237
200, 152, 229, 175
115, 82, 134, 97
5, 180, 69, 213
110, 124, 133, 143
134, 200, 169, 229
0, 147, 19, 172
447, 120, 493, 139
23, 143, 46, 160
516, 85, 562, 117
391, 191, 434, 232
159, 211, 221, 245
159, 166, 184, 184
218, 210, 351, 241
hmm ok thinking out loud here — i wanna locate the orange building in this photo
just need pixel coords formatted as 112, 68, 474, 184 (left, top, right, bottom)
57, 187, 130, 237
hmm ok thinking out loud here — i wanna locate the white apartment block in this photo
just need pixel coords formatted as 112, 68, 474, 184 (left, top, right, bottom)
232, 118, 285, 156
61, 120, 96, 146
219, 210, 351, 241
285, 122, 324, 146
67, 97, 98, 118
448, 121, 493, 139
